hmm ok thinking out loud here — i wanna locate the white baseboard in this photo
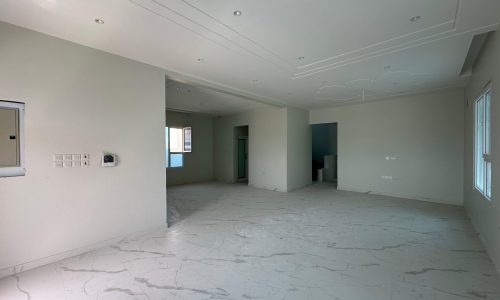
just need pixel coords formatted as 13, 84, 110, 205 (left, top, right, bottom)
338, 186, 463, 206
0, 225, 166, 279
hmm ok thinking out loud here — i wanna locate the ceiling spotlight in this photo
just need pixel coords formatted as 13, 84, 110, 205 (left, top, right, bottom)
233, 10, 242, 16
94, 18, 105, 24
409, 16, 421, 22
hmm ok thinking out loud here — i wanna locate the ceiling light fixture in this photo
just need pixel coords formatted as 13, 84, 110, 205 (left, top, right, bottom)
94, 18, 105, 24
233, 10, 242, 16
409, 16, 421, 22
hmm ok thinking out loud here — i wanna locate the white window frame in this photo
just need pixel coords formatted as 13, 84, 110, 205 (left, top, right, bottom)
473, 85, 492, 200
0, 101, 26, 177
165, 126, 191, 168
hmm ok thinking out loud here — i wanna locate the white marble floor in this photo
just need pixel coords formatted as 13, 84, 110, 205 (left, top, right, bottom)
1, 182, 499, 300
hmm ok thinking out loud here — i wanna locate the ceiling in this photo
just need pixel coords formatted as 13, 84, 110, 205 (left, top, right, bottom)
165, 80, 269, 116
0, 0, 499, 110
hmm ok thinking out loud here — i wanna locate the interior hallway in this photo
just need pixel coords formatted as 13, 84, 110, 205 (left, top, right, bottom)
1, 182, 499, 299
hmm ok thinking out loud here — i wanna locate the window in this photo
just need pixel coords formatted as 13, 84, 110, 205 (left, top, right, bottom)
165, 126, 191, 168
474, 87, 492, 199
0, 101, 25, 177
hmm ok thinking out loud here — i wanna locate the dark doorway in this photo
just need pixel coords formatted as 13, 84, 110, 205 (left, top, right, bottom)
234, 125, 249, 183
312, 123, 337, 186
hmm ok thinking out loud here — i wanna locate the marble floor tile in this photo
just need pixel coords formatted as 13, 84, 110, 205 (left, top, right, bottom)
1, 182, 499, 299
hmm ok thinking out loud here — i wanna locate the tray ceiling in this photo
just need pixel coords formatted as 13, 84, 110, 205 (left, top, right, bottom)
0, 0, 498, 109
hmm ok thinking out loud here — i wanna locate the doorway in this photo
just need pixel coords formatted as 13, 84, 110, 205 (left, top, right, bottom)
311, 123, 337, 187
234, 125, 249, 183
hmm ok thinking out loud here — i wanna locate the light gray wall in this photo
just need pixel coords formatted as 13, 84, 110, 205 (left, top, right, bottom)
165, 110, 213, 186
310, 89, 464, 205
464, 31, 500, 273
214, 106, 288, 192
286, 108, 312, 191
0, 22, 166, 273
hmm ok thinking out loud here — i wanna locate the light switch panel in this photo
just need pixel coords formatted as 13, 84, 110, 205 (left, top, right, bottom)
53, 161, 63, 168
72, 161, 81, 167
63, 161, 72, 168
53, 154, 63, 161
63, 154, 73, 161
72, 154, 81, 161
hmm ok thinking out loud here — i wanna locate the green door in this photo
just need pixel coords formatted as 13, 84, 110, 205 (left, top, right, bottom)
237, 138, 247, 179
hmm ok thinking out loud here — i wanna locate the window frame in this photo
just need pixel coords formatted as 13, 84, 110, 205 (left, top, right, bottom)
473, 85, 492, 200
0, 100, 25, 177
165, 126, 190, 168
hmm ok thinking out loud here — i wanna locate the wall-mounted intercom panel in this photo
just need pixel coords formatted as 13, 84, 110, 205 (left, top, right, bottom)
101, 153, 118, 167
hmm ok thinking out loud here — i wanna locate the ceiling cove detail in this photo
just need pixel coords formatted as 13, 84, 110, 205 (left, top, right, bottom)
314, 71, 433, 102
129, 0, 469, 80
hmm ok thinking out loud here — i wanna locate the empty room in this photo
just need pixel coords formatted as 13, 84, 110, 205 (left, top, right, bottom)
1, 1, 500, 299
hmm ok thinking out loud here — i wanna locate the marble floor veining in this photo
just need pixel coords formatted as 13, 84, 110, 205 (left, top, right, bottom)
1, 182, 500, 299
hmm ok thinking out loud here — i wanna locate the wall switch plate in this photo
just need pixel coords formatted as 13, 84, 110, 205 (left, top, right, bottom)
72, 161, 81, 167
53, 161, 63, 168
63, 161, 72, 168
63, 154, 73, 161
53, 154, 63, 161
72, 154, 81, 161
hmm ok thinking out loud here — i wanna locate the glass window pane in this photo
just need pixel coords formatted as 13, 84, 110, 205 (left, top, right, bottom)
485, 91, 491, 155
165, 127, 169, 167
170, 153, 183, 168
170, 128, 183, 153
475, 97, 484, 192
486, 161, 492, 198
183, 127, 192, 152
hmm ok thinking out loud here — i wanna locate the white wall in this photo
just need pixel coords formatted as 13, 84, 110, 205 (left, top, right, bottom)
165, 111, 213, 186
0, 22, 166, 274
464, 31, 500, 272
214, 107, 311, 192
286, 108, 312, 191
214, 106, 288, 192
310, 89, 464, 205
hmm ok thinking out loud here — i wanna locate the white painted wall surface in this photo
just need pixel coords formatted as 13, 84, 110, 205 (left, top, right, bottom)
0, 22, 166, 273
165, 110, 213, 186
310, 89, 464, 205
214, 107, 288, 192
464, 31, 500, 272
286, 108, 312, 191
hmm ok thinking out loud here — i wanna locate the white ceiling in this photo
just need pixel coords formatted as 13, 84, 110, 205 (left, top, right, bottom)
165, 80, 269, 116
0, 0, 499, 110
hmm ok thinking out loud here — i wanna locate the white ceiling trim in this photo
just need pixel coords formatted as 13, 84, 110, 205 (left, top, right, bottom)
293, 23, 498, 79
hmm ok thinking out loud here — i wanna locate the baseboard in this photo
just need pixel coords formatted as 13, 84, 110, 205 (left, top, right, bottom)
338, 186, 463, 206
0, 225, 166, 279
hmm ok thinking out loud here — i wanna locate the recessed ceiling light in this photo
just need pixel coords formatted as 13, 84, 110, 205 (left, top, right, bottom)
233, 10, 242, 16
409, 16, 421, 22
94, 18, 104, 24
